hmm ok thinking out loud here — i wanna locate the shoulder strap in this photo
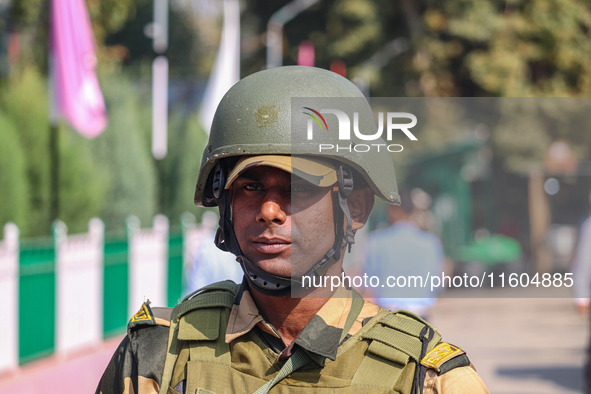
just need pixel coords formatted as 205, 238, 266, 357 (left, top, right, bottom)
362, 310, 441, 362
181, 279, 241, 303
351, 310, 441, 393
174, 290, 236, 320
159, 280, 239, 394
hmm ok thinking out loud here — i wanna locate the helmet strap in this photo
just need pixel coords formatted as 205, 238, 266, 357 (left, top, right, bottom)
336, 164, 356, 253
213, 162, 241, 256
298, 164, 355, 280
236, 255, 293, 296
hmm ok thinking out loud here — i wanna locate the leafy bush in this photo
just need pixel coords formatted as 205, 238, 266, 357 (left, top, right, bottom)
0, 112, 29, 231
0, 67, 109, 236
156, 110, 209, 224
1, 68, 52, 235
57, 124, 109, 234
90, 72, 157, 231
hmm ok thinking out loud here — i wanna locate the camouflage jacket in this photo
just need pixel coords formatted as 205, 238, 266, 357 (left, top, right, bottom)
96, 282, 489, 394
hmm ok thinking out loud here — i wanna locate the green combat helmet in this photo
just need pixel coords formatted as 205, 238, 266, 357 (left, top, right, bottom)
194, 66, 400, 296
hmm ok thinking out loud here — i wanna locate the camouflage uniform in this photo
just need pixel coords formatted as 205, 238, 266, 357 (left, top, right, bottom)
96, 281, 488, 393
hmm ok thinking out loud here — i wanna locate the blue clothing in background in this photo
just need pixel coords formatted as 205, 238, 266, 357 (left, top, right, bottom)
184, 232, 243, 296
365, 221, 444, 315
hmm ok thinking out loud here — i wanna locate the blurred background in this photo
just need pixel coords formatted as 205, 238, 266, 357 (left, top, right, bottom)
0, 0, 590, 392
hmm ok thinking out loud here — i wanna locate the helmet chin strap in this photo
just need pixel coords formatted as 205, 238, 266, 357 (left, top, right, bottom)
213, 163, 356, 297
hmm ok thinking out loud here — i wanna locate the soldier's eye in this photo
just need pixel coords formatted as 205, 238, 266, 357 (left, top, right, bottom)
243, 183, 263, 191
291, 184, 310, 193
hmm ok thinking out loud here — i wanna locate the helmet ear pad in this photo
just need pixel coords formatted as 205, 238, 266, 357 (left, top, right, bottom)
210, 160, 242, 256
347, 187, 375, 232
202, 157, 240, 207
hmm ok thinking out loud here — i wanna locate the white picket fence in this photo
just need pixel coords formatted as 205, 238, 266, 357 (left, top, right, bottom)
0, 223, 19, 374
0, 214, 214, 374
54, 218, 104, 357
128, 215, 169, 316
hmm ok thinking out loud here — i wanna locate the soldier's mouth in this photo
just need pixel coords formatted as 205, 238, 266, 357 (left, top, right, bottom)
252, 237, 291, 254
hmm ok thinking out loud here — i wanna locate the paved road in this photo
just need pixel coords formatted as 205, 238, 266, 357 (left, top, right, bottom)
430, 288, 588, 393
0, 336, 121, 394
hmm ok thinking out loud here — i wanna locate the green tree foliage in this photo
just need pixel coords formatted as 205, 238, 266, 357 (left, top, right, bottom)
399, 0, 591, 176
1, 68, 51, 234
0, 113, 28, 230
407, 0, 591, 97
90, 72, 157, 232
6, 0, 141, 73
155, 111, 208, 223
104, 1, 204, 77
240, 0, 591, 172
57, 124, 109, 234
241, 0, 407, 77
241, 1, 591, 93
0, 68, 108, 235
86, 0, 146, 44
5, 0, 590, 237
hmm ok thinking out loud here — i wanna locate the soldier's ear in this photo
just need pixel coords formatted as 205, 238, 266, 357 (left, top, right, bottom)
347, 188, 374, 231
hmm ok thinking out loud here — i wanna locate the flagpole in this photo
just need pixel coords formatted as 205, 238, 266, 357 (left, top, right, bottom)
49, 123, 59, 223
48, 0, 108, 222
198, 0, 240, 134
49, 0, 59, 222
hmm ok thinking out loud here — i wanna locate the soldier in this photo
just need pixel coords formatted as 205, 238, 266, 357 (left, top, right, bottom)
96, 66, 489, 393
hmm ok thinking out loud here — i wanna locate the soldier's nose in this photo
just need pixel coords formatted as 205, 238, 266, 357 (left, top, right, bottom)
257, 198, 287, 225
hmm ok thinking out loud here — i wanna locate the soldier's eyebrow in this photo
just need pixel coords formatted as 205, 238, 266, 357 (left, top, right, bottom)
239, 172, 308, 184
236, 172, 262, 182
291, 175, 311, 183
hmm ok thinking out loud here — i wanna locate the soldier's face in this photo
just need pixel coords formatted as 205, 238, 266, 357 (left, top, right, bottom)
230, 166, 336, 278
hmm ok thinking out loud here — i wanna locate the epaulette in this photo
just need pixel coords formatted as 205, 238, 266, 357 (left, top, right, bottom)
349, 310, 442, 392
174, 280, 240, 320
360, 310, 442, 363
420, 342, 471, 375
159, 280, 240, 392
128, 301, 173, 333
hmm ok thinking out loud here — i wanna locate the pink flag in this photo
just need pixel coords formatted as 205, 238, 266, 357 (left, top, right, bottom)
50, 0, 107, 138
297, 41, 315, 67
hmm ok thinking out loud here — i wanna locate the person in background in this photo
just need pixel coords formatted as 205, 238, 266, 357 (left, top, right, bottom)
365, 189, 444, 320
183, 211, 243, 296
573, 192, 591, 392
409, 188, 436, 233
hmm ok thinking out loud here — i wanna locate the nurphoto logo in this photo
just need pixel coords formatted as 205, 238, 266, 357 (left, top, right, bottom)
302, 106, 418, 153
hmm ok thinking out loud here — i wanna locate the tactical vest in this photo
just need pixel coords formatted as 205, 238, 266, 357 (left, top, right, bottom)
158, 281, 457, 394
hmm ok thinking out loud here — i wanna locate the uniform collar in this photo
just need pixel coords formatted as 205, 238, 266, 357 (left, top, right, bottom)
225, 284, 380, 363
